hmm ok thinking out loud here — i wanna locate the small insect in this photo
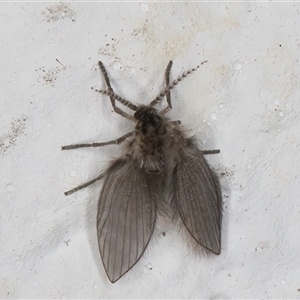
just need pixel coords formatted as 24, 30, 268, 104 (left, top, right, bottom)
62, 61, 222, 283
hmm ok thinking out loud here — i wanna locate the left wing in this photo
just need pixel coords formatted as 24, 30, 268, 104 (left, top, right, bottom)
97, 158, 157, 283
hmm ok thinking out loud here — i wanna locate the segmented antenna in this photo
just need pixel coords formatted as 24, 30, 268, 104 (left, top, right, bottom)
150, 60, 208, 107
92, 87, 138, 111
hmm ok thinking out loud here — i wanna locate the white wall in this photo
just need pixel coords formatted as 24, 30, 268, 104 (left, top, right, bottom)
1, 2, 300, 299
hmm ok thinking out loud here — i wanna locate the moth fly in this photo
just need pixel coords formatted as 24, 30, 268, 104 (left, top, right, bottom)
62, 60, 222, 283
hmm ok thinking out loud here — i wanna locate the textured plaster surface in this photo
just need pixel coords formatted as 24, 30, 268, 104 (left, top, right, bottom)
1, 2, 300, 299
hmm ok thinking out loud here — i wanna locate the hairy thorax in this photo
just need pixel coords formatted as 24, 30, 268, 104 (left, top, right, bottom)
127, 106, 185, 174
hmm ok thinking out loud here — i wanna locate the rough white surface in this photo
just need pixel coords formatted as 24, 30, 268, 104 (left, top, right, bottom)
1, 2, 300, 299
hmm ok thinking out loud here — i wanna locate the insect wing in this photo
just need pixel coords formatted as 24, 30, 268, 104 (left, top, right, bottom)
97, 158, 156, 283
174, 140, 222, 254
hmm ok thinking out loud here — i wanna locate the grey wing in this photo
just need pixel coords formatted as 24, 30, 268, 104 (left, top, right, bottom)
97, 158, 156, 283
174, 139, 222, 254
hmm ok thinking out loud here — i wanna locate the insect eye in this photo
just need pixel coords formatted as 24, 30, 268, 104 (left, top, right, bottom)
134, 110, 142, 120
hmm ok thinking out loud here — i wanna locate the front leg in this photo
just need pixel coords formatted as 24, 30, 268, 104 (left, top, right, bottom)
97, 61, 134, 121
151, 60, 173, 111
165, 60, 173, 109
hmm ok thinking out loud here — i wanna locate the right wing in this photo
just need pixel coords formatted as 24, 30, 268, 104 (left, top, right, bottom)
97, 158, 157, 283
174, 139, 222, 254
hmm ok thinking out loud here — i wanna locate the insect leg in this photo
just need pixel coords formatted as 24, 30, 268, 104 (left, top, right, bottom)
158, 61, 174, 115
153, 61, 208, 112
64, 172, 105, 195
165, 60, 173, 109
150, 61, 173, 111
98, 61, 135, 120
202, 149, 220, 155
61, 131, 134, 150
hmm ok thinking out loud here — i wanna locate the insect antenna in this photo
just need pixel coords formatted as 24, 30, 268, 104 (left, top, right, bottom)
149, 60, 208, 107
92, 87, 137, 111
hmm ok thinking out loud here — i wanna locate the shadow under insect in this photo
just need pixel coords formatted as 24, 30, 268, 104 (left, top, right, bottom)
62, 61, 222, 283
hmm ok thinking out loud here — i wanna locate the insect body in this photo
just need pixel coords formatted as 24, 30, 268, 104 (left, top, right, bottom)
62, 61, 222, 283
